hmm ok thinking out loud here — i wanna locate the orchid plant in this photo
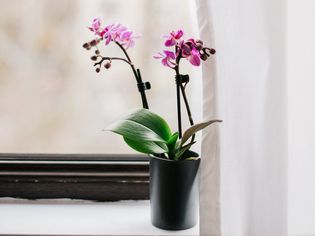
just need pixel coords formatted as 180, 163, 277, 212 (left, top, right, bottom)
83, 19, 221, 161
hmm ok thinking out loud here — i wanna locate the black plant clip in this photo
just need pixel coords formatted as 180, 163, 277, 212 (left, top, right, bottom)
137, 81, 151, 92
175, 74, 189, 85
136, 68, 151, 92
135, 68, 150, 109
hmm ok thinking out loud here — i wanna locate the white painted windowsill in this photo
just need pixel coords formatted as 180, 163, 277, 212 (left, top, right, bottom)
0, 198, 198, 236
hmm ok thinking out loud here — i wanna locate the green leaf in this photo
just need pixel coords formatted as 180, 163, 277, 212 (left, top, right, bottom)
180, 119, 222, 146
166, 132, 179, 159
174, 142, 196, 160
124, 137, 168, 154
174, 140, 181, 150
167, 132, 179, 150
106, 109, 174, 155
107, 119, 167, 143
118, 108, 172, 141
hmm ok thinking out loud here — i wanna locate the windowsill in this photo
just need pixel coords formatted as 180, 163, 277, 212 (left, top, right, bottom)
0, 198, 198, 236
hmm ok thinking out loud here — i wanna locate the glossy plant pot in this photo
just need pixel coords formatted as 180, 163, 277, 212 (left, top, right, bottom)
149, 155, 200, 230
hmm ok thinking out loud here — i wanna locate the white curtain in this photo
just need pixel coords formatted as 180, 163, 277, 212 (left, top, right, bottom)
196, 0, 288, 235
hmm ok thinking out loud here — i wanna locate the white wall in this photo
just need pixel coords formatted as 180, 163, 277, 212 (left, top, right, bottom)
288, 0, 315, 235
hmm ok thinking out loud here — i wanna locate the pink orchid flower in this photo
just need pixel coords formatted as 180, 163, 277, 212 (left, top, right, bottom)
100, 23, 140, 49
185, 47, 201, 66
154, 50, 177, 68
178, 39, 201, 66
163, 29, 184, 47
119, 31, 141, 49
102, 23, 126, 45
87, 18, 140, 49
89, 17, 102, 34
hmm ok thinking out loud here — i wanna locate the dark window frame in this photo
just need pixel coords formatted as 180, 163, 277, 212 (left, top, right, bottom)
0, 153, 149, 201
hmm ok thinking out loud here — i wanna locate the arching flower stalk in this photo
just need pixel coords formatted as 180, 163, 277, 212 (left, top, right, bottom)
82, 18, 150, 109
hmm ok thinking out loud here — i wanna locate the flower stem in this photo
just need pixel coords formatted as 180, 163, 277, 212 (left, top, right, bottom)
115, 42, 149, 109
136, 69, 149, 109
180, 84, 195, 142
94, 57, 132, 66
175, 66, 182, 139
115, 42, 132, 62
174, 46, 183, 139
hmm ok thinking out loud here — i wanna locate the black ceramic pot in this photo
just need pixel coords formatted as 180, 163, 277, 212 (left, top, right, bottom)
149, 155, 200, 230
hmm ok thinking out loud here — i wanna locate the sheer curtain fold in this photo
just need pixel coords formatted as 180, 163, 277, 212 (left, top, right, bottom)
195, 0, 287, 235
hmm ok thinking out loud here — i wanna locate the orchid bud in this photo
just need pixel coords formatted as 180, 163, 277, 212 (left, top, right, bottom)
90, 39, 100, 46
91, 55, 97, 61
83, 43, 90, 49
195, 39, 203, 46
95, 50, 100, 55
209, 48, 216, 54
104, 62, 111, 69
200, 53, 208, 61
95, 68, 100, 73
195, 43, 203, 51
195, 39, 204, 50
90, 40, 97, 46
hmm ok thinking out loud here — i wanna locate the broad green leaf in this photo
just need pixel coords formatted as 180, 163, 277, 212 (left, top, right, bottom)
174, 142, 196, 160
116, 108, 172, 141
124, 137, 168, 154
107, 119, 167, 143
180, 120, 222, 146
155, 142, 169, 153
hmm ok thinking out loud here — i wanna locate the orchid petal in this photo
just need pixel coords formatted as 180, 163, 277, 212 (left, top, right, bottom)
164, 38, 176, 47
165, 60, 176, 68
188, 53, 201, 66
175, 29, 184, 39
120, 31, 132, 40
153, 53, 164, 59
163, 50, 176, 59
105, 35, 112, 45
161, 58, 168, 67
89, 17, 102, 33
